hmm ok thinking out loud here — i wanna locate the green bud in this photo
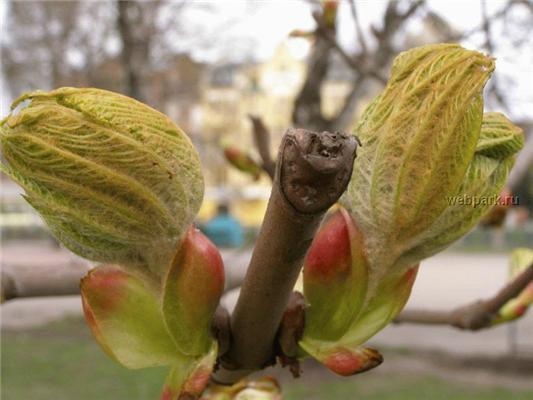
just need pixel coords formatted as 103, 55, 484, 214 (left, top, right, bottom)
1, 88, 204, 278
342, 44, 522, 287
303, 44, 523, 376
223, 145, 263, 180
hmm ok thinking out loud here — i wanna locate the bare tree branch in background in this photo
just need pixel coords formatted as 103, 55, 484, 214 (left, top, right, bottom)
291, 0, 531, 133
1, 262, 90, 303
117, 0, 144, 100
248, 115, 276, 179
292, 0, 426, 132
291, 9, 336, 131
395, 263, 533, 330
2, 1, 81, 96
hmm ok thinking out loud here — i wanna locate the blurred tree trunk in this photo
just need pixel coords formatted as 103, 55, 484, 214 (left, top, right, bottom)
291, 1, 425, 132
116, 0, 144, 101
291, 26, 333, 131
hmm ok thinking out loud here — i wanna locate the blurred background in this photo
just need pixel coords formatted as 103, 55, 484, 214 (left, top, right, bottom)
1, 1, 532, 399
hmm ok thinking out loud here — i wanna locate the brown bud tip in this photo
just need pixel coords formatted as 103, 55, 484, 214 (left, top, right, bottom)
279, 129, 358, 214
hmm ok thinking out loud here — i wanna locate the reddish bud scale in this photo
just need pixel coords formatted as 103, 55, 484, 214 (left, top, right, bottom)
515, 304, 527, 318
81, 267, 128, 315
224, 147, 240, 160
176, 228, 225, 309
323, 0, 338, 28
160, 368, 210, 400
81, 265, 183, 369
380, 264, 419, 321
303, 208, 369, 341
163, 227, 225, 356
161, 345, 217, 400
182, 367, 211, 397
323, 347, 383, 376
81, 295, 117, 361
304, 210, 352, 283
80, 267, 131, 362
160, 387, 173, 400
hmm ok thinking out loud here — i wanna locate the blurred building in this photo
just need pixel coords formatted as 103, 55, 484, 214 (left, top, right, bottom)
197, 42, 362, 224
200, 42, 356, 186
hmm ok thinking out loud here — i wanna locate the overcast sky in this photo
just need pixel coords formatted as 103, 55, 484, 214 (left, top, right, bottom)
1, 0, 531, 119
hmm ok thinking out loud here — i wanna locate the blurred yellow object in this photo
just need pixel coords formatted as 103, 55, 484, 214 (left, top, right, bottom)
203, 377, 281, 400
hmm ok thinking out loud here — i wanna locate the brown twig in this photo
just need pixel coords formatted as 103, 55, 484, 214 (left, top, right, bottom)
248, 115, 276, 179
212, 129, 358, 384
0, 262, 90, 303
211, 306, 232, 358
276, 291, 307, 378
395, 263, 533, 330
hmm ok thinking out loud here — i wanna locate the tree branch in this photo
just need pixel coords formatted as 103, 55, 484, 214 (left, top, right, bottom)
291, 12, 334, 131
313, 12, 387, 85
349, 0, 368, 55
0, 262, 90, 303
248, 114, 276, 179
116, 0, 143, 101
212, 129, 358, 384
395, 262, 533, 330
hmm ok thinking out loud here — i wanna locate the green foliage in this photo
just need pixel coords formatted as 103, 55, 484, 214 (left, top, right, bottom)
342, 44, 522, 285
303, 44, 523, 377
1, 87, 204, 278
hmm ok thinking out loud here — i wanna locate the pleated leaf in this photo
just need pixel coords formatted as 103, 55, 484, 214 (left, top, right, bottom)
1, 87, 204, 278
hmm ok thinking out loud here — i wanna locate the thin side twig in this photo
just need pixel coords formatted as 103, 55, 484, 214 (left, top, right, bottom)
313, 12, 386, 85
0, 262, 90, 302
349, 0, 368, 55
395, 262, 533, 330
248, 114, 276, 179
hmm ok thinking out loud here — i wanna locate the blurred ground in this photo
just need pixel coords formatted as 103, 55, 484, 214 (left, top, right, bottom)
2, 240, 533, 399
2, 317, 532, 400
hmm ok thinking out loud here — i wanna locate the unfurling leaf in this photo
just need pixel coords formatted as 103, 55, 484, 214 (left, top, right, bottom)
342, 44, 522, 283
1, 88, 204, 279
303, 44, 522, 377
